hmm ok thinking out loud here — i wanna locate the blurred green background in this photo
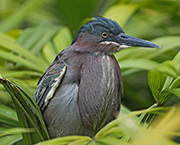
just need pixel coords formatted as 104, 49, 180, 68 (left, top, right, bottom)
0, 0, 180, 144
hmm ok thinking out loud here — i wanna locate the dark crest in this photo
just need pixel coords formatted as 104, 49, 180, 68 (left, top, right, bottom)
71, 17, 124, 45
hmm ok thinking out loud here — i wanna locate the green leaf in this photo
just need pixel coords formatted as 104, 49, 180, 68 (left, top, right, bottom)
0, 50, 44, 72
0, 104, 18, 127
0, 32, 48, 71
127, 106, 169, 118
148, 49, 180, 104
42, 42, 57, 64
0, 77, 50, 144
116, 47, 155, 61
170, 76, 180, 89
0, 127, 34, 137
53, 27, 72, 52
17, 25, 60, 54
1, 71, 42, 78
0, 0, 46, 32
173, 51, 180, 66
147, 36, 180, 59
0, 134, 22, 145
166, 88, 180, 98
68, 138, 91, 145
120, 59, 159, 70
36, 136, 91, 145
148, 70, 167, 104
97, 137, 129, 145
95, 120, 119, 138
17, 85, 50, 140
153, 61, 179, 78
97, 127, 122, 138
104, 4, 138, 27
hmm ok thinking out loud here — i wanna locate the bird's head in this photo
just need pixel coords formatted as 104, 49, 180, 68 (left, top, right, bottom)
71, 17, 160, 54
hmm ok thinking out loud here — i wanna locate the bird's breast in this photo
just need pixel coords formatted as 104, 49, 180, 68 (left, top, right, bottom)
78, 54, 121, 132
101, 55, 115, 91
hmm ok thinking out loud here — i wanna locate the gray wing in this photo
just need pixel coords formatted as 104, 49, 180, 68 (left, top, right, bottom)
34, 56, 67, 111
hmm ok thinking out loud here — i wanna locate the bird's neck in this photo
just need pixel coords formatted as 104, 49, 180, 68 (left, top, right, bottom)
70, 32, 107, 54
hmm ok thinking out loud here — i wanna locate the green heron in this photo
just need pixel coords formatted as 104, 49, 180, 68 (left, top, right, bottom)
34, 17, 160, 138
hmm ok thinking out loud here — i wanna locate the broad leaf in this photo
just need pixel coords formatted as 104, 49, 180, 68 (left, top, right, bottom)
154, 60, 179, 78
120, 59, 159, 70
104, 4, 138, 27
148, 70, 167, 104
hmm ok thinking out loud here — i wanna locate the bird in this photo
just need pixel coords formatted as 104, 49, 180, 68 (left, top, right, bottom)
34, 16, 160, 138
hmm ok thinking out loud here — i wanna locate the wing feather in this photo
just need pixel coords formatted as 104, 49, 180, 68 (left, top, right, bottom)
34, 57, 67, 111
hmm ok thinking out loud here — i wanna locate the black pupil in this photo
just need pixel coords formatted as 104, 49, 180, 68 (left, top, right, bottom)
103, 33, 107, 37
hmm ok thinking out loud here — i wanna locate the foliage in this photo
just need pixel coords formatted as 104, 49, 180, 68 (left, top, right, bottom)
0, 0, 179, 144
1, 77, 180, 145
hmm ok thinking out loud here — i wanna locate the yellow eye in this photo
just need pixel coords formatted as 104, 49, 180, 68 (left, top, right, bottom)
101, 32, 108, 39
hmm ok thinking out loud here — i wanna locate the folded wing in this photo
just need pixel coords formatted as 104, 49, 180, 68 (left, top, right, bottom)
34, 56, 67, 111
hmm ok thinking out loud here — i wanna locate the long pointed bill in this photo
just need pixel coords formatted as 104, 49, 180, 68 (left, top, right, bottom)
117, 33, 161, 48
